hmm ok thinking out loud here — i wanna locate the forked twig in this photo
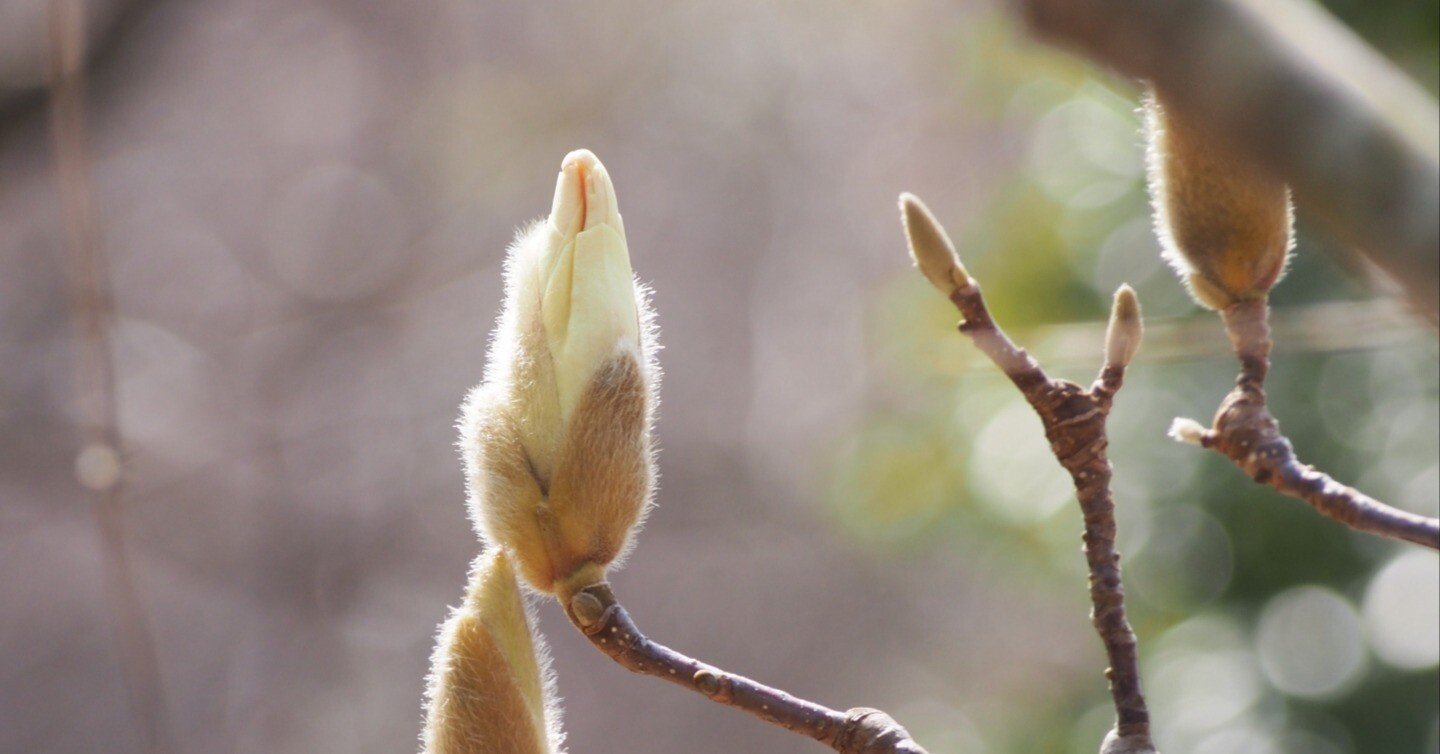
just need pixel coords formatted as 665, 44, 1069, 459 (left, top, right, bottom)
1171, 301, 1440, 550
901, 193, 1155, 751
562, 584, 930, 754
949, 283, 1153, 746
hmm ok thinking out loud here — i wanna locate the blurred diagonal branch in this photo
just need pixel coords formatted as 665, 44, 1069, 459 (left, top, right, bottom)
48, 1, 172, 751
986, 299, 1432, 374
1019, 0, 1440, 322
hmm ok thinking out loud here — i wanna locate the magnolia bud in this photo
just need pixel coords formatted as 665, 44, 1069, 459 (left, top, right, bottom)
899, 192, 971, 295
461, 149, 659, 594
423, 550, 562, 754
1104, 284, 1143, 368
1144, 92, 1293, 310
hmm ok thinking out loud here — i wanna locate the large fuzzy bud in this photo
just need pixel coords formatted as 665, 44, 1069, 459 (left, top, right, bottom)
423, 550, 563, 754
1144, 92, 1293, 310
460, 149, 659, 596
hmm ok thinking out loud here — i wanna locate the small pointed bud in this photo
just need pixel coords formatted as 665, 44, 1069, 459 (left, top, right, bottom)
1144, 92, 1293, 310
461, 150, 659, 594
1168, 417, 1209, 446
541, 149, 642, 423
1100, 729, 1159, 754
1104, 284, 1144, 368
899, 192, 970, 295
424, 550, 563, 754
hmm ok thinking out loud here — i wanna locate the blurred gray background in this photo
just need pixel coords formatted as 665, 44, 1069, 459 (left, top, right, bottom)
2, 1, 1436, 753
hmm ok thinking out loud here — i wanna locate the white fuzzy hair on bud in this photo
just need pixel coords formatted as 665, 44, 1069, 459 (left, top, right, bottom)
423, 549, 564, 754
460, 149, 660, 595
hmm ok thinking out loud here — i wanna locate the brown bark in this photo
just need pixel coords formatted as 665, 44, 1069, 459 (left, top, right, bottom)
563, 584, 930, 754
1182, 300, 1440, 550
948, 282, 1154, 745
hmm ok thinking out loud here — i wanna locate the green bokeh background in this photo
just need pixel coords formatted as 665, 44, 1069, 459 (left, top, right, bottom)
829, 3, 1439, 752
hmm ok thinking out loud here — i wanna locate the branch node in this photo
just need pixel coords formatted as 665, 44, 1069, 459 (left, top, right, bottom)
835, 708, 925, 754
569, 590, 607, 630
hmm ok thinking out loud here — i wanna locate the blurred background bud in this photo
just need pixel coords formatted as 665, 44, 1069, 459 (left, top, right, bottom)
1144, 93, 1294, 310
1104, 284, 1143, 368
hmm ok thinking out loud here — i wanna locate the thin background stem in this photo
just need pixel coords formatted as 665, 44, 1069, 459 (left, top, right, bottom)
48, 1, 174, 751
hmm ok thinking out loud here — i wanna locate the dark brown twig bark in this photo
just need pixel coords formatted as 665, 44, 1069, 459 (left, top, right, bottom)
48, 2, 173, 751
1173, 300, 1440, 550
946, 282, 1154, 747
1019, 0, 1440, 322
562, 583, 930, 754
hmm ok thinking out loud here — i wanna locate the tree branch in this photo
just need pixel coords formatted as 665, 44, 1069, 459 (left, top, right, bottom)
946, 282, 1155, 748
562, 583, 930, 754
1172, 300, 1440, 550
1018, 0, 1440, 322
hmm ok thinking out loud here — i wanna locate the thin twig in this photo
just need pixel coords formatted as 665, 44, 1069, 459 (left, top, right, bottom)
48, 1, 174, 751
1019, 0, 1440, 322
562, 583, 930, 754
1173, 300, 1440, 550
947, 281, 1154, 746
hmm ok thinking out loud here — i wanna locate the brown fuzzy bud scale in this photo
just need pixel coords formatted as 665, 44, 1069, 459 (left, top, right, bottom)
423, 550, 561, 754
1144, 92, 1293, 310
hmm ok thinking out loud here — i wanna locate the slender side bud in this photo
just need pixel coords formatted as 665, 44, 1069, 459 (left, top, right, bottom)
460, 149, 660, 594
1104, 284, 1143, 368
1144, 91, 1293, 310
899, 192, 971, 294
423, 550, 563, 754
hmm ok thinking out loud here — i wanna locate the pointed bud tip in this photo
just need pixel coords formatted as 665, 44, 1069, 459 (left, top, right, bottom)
562, 148, 600, 170
551, 149, 620, 237
898, 192, 970, 294
1113, 283, 1139, 312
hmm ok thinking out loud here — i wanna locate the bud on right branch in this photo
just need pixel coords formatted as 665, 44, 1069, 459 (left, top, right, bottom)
1145, 89, 1440, 550
1144, 91, 1293, 311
